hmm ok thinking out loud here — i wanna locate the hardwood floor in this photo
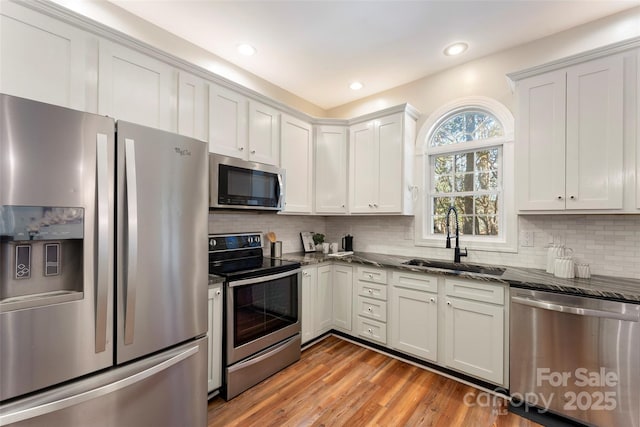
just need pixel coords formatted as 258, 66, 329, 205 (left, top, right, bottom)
207, 336, 540, 427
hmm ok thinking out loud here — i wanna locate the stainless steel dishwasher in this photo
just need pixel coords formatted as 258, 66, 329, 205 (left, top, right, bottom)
510, 288, 640, 427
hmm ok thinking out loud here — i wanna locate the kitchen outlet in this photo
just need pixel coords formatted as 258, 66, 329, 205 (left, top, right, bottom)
519, 231, 534, 247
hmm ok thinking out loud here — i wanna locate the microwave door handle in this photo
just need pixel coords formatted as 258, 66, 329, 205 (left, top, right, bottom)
124, 138, 139, 345
95, 133, 110, 353
277, 173, 284, 208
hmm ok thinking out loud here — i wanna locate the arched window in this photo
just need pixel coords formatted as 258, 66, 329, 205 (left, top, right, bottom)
416, 97, 516, 252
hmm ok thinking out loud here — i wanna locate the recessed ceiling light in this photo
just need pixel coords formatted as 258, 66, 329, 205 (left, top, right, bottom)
443, 42, 468, 56
237, 43, 256, 56
349, 81, 363, 90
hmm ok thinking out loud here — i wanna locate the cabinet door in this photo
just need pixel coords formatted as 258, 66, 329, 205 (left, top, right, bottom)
390, 286, 437, 362
209, 83, 248, 157
178, 72, 207, 141
349, 121, 378, 213
315, 265, 333, 335
248, 101, 280, 165
281, 114, 313, 213
301, 267, 317, 344
376, 113, 404, 212
207, 284, 223, 392
515, 70, 567, 210
332, 264, 353, 331
98, 40, 175, 131
0, 2, 93, 111
565, 55, 624, 210
315, 125, 348, 213
444, 297, 504, 384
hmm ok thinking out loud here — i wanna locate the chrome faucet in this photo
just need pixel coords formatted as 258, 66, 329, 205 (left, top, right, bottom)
445, 206, 468, 263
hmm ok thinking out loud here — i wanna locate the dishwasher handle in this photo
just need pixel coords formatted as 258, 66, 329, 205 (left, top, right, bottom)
512, 296, 640, 322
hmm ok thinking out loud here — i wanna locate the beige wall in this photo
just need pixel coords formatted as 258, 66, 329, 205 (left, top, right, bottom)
50, 0, 327, 117
51, 1, 639, 123
326, 6, 640, 127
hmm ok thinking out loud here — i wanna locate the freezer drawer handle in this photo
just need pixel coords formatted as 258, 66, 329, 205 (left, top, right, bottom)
95, 133, 110, 353
0, 345, 199, 425
124, 138, 139, 345
512, 296, 640, 322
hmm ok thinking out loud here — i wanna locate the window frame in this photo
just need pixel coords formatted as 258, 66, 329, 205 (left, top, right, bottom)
415, 96, 517, 253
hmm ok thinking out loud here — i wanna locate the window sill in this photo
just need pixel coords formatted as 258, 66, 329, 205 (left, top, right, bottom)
415, 235, 517, 254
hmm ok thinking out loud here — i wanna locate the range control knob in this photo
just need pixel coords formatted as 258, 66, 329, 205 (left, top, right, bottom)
209, 239, 216, 249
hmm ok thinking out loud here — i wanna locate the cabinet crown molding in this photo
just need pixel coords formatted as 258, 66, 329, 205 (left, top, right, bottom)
507, 36, 640, 82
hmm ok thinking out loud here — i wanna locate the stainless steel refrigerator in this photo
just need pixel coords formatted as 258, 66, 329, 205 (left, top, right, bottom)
0, 94, 208, 426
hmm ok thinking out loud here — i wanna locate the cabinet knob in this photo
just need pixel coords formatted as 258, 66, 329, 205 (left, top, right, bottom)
216, 290, 221, 296
447, 301, 452, 306
430, 297, 435, 303
251, 150, 256, 154
367, 307, 373, 312
373, 203, 378, 208
557, 195, 563, 200
368, 289, 373, 294
368, 203, 373, 208
341, 204, 345, 208
570, 195, 575, 200
367, 274, 373, 279
367, 328, 373, 334
239, 147, 244, 151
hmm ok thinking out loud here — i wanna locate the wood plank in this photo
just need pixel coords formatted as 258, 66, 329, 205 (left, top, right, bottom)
207, 336, 541, 427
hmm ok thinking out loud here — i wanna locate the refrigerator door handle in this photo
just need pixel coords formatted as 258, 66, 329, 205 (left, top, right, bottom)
124, 138, 139, 345
95, 134, 110, 352
0, 345, 199, 425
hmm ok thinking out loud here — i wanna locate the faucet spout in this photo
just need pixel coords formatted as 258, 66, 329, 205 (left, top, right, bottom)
445, 206, 468, 263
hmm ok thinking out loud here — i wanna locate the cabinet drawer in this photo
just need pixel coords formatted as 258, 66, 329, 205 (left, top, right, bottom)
357, 281, 387, 300
356, 266, 387, 284
357, 317, 387, 344
357, 296, 387, 322
392, 271, 438, 293
445, 278, 504, 305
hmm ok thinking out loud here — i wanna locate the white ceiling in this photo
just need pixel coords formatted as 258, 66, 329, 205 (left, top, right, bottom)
109, 0, 638, 110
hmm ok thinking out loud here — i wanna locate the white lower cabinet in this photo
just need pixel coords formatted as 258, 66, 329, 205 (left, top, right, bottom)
207, 282, 223, 392
316, 265, 334, 335
301, 266, 317, 344
443, 278, 505, 385
390, 272, 438, 362
355, 266, 387, 344
332, 264, 353, 332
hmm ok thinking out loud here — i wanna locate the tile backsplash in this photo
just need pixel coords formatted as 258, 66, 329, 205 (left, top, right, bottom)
209, 212, 640, 280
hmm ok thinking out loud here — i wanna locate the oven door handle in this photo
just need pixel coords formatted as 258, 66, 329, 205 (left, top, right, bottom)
512, 296, 640, 322
228, 268, 301, 288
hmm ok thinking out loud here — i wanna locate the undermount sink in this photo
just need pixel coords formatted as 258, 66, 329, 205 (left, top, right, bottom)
402, 258, 506, 276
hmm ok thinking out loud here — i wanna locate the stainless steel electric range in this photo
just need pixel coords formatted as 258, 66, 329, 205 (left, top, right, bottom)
208, 232, 301, 400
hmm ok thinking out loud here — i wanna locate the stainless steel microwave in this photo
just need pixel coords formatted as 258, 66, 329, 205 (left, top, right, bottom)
209, 153, 285, 210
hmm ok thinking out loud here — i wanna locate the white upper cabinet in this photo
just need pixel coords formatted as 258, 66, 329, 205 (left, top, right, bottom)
178, 72, 207, 141
515, 54, 625, 211
280, 114, 313, 213
208, 83, 248, 158
208, 85, 280, 166
315, 125, 348, 214
0, 2, 94, 111
99, 40, 176, 131
248, 101, 280, 165
349, 109, 417, 214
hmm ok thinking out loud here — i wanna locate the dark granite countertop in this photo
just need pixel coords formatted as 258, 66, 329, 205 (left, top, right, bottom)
208, 274, 225, 286
276, 251, 640, 303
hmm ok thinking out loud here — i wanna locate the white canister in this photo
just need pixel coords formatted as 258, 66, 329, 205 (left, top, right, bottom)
554, 257, 575, 279
546, 245, 564, 273
575, 263, 591, 279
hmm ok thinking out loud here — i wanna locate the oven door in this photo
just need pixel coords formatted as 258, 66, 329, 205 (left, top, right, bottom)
226, 269, 301, 364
